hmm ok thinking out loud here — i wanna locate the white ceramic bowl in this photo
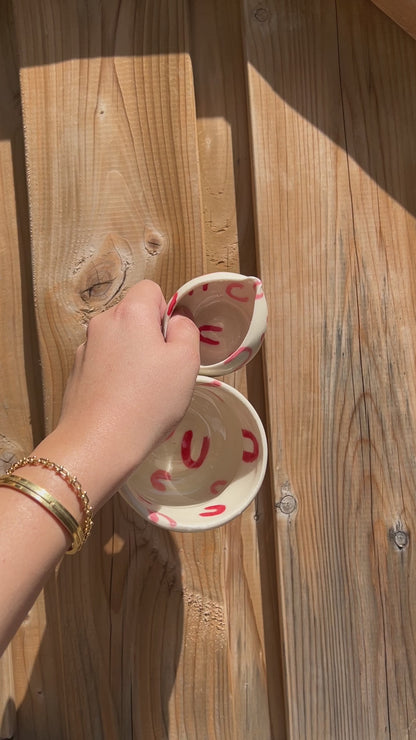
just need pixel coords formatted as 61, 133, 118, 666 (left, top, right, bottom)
163, 272, 268, 376
120, 376, 268, 531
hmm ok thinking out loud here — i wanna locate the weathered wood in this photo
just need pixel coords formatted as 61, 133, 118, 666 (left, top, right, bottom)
13, 0, 206, 737
170, 0, 281, 731
0, 1, 34, 471
190, 0, 253, 275
6, 0, 416, 735
242, 0, 416, 736
0, 2, 37, 736
190, 1, 285, 736
0, 646, 15, 740
12, 1, 278, 738
14, 0, 204, 431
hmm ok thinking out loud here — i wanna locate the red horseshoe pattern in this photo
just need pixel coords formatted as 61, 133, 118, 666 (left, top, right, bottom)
167, 292, 178, 316
199, 324, 223, 345
147, 276, 267, 530
181, 430, 210, 468
242, 428, 259, 463
150, 470, 172, 491
199, 504, 226, 517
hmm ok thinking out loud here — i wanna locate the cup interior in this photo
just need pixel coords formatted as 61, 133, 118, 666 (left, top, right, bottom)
120, 378, 267, 531
169, 278, 256, 367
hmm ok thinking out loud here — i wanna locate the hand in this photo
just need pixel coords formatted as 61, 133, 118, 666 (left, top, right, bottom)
37, 280, 200, 507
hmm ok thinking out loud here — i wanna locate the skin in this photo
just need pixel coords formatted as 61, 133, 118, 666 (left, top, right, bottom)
0, 280, 200, 655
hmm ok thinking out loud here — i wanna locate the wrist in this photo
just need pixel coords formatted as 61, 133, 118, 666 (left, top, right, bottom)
32, 426, 132, 511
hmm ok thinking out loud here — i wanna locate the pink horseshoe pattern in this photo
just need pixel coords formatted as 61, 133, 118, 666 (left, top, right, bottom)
148, 510, 177, 527
226, 282, 249, 302
224, 345, 252, 370
253, 279, 264, 299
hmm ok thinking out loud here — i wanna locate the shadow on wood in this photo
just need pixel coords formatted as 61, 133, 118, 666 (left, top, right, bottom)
3, 0, 416, 737
8, 0, 416, 221
13, 497, 184, 739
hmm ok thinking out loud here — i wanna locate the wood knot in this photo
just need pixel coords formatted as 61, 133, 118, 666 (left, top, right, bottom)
144, 227, 165, 256
75, 233, 132, 313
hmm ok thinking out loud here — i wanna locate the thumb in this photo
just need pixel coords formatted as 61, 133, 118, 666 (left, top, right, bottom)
165, 313, 200, 349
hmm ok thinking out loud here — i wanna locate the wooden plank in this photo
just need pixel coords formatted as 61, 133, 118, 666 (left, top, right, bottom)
14, 0, 204, 431
13, 0, 207, 737
12, 1, 277, 737
190, 0, 254, 275
0, 2, 38, 737
0, 646, 15, 740
190, 1, 285, 737
0, 1, 34, 474
242, 0, 416, 736
371, 0, 416, 41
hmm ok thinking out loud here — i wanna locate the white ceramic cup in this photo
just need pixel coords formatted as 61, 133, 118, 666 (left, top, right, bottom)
120, 376, 268, 531
162, 272, 268, 375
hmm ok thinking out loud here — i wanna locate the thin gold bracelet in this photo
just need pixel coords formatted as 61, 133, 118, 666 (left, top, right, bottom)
6, 456, 93, 543
0, 474, 84, 554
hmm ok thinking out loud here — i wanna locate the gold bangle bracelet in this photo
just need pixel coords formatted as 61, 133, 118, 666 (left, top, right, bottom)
6, 456, 93, 543
0, 474, 84, 554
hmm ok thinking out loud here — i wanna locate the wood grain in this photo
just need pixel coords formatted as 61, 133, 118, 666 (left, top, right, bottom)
242, 0, 416, 736
12, 0, 277, 738
14, 0, 204, 431
7, 0, 416, 735
0, 1, 34, 470
371, 0, 416, 40
190, 1, 285, 737
13, 0, 206, 737
0, 3, 36, 737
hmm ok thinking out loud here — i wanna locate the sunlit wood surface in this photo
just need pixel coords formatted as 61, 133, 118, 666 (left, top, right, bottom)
1, 0, 416, 737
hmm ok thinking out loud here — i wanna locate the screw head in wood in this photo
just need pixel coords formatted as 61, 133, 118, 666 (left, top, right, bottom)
392, 529, 409, 550
276, 494, 297, 515
254, 7, 270, 23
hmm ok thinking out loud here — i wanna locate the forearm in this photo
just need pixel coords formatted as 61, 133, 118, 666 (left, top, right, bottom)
0, 280, 200, 656
0, 461, 72, 655
0, 427, 126, 655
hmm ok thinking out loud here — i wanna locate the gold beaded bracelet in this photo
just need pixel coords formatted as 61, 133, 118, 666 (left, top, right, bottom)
5, 456, 93, 550
0, 474, 84, 554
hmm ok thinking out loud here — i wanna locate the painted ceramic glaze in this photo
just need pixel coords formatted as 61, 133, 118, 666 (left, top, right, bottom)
163, 272, 268, 376
120, 376, 268, 532
120, 272, 268, 531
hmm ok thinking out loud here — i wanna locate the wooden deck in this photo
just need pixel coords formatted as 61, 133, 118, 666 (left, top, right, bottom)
1, 0, 416, 737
